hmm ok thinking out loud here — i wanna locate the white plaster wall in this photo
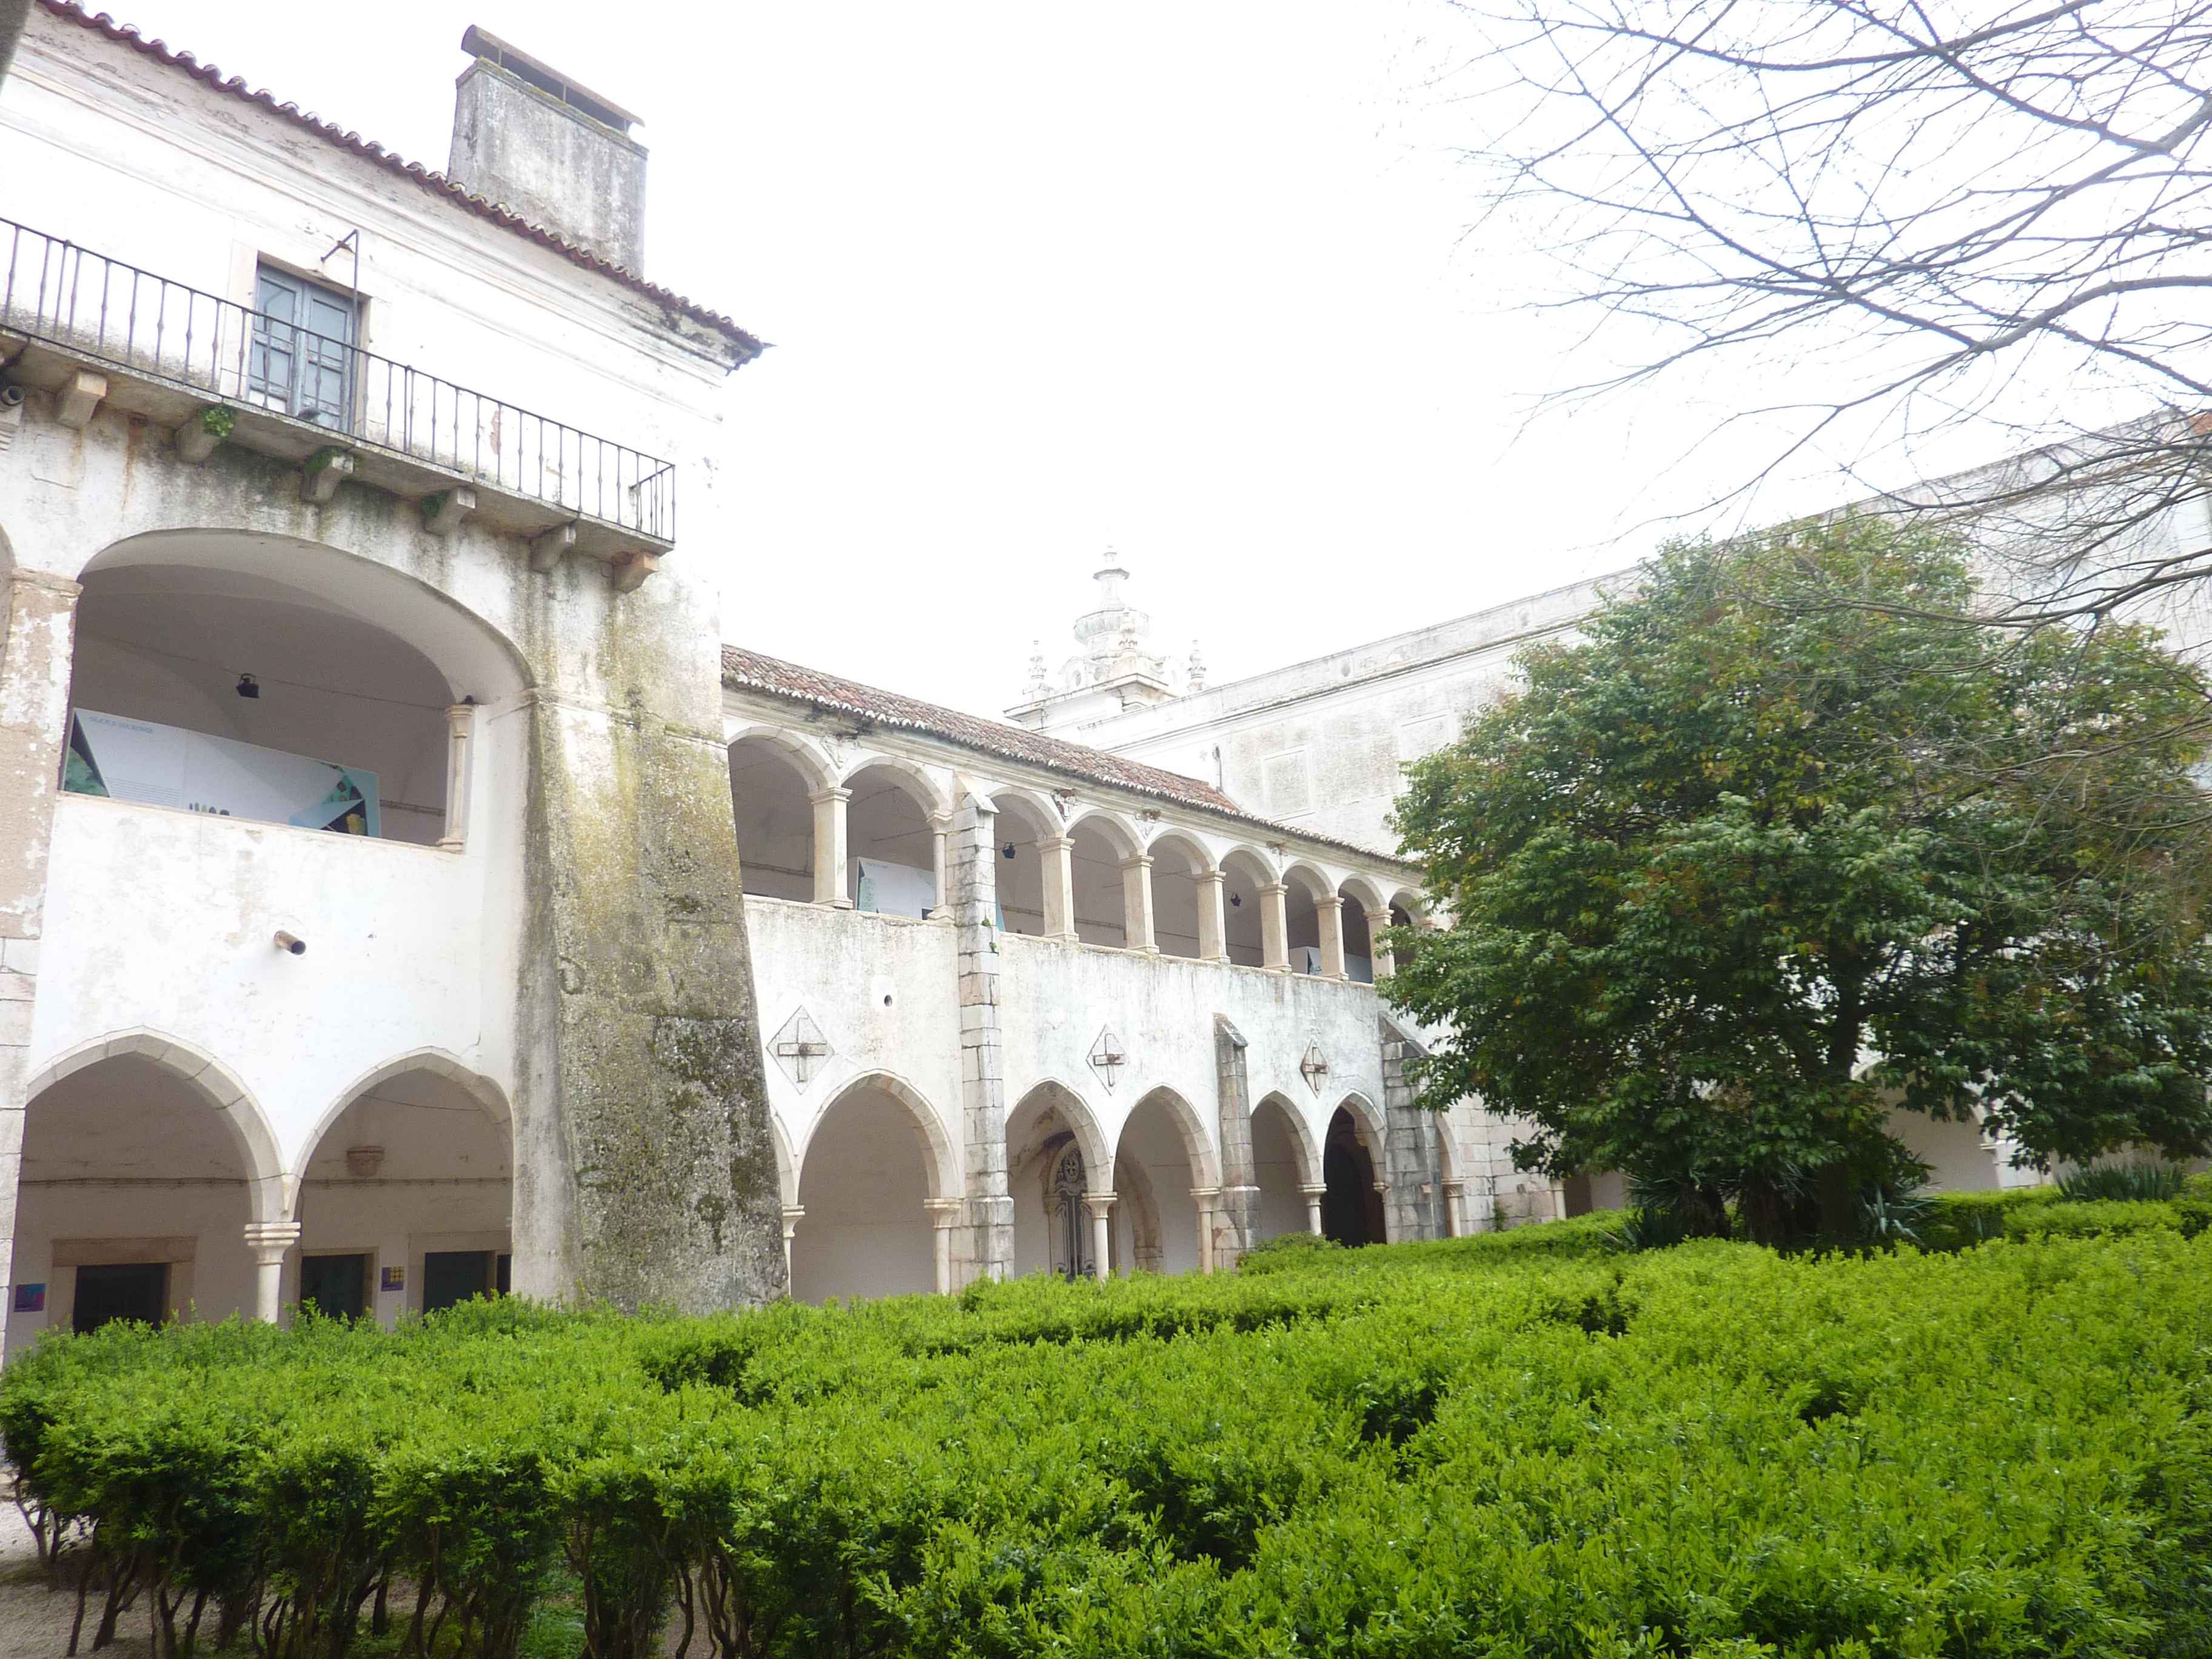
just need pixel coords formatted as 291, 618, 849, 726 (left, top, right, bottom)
996, 931, 1390, 1204
1062, 576, 1621, 854
30, 760, 501, 1178
742, 897, 961, 1199
1, 14, 739, 532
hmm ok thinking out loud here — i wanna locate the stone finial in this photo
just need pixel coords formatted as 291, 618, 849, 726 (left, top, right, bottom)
1117, 612, 1141, 660
1187, 639, 1207, 693
1025, 640, 1051, 699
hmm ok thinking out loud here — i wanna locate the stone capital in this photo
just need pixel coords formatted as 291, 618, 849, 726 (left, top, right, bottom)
808, 786, 853, 806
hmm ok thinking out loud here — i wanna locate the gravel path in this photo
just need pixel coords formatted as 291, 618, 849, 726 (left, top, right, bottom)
0, 1503, 152, 1659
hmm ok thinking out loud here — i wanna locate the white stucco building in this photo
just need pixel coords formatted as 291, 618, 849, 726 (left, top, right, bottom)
0, 3, 1529, 1347
1013, 527, 2212, 1210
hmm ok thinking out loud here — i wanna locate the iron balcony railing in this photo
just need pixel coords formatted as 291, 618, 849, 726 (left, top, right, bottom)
0, 216, 675, 540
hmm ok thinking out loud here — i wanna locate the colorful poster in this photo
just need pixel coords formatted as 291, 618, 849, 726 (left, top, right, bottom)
65, 708, 380, 836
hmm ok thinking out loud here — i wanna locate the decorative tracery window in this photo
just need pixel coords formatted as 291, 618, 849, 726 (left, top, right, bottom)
1048, 1146, 1092, 1282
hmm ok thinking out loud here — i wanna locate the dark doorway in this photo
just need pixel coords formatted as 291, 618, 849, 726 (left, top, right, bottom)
299, 1253, 372, 1320
73, 1261, 168, 1333
423, 1249, 509, 1314
1321, 1108, 1386, 1246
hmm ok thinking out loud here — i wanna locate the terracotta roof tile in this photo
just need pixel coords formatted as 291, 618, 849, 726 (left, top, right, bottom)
721, 645, 1416, 868
38, 2, 766, 363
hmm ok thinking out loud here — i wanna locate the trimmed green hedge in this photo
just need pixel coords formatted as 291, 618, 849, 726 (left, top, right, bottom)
8, 1232, 2212, 1658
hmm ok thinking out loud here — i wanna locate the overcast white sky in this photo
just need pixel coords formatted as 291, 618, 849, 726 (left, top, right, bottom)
96, 2, 1866, 719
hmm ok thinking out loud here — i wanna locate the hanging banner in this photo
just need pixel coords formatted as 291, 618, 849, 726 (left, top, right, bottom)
64, 708, 381, 837
855, 857, 937, 919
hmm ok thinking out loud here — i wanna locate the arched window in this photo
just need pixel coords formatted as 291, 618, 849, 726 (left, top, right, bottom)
790, 1077, 948, 1302
728, 736, 819, 901
1281, 864, 1333, 974
1321, 1105, 1386, 1245
1339, 887, 1376, 983
297, 1061, 512, 1319
1067, 815, 1137, 948
13, 1045, 273, 1340
1250, 1094, 1319, 1243
1219, 848, 1273, 968
1147, 833, 1213, 960
993, 796, 1055, 937
844, 763, 938, 917
66, 561, 456, 843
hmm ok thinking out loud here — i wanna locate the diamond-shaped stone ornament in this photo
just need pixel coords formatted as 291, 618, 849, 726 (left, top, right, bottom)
770, 1007, 833, 1091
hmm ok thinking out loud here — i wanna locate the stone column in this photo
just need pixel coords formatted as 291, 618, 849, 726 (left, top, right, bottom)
1378, 1015, 1446, 1242
1196, 870, 1228, 962
1191, 1187, 1220, 1273
928, 811, 953, 917
1211, 1016, 1257, 1266
1259, 881, 1290, 972
1082, 1191, 1114, 1281
437, 703, 475, 851
950, 799, 1013, 1284
1441, 1179, 1467, 1239
809, 786, 853, 907
1039, 835, 1079, 940
515, 688, 784, 1316
1364, 908, 1395, 979
244, 1221, 301, 1323
925, 1197, 964, 1295
1121, 854, 1157, 953
1316, 893, 1348, 980
1300, 1184, 1327, 1235
0, 567, 80, 1362
781, 1205, 804, 1282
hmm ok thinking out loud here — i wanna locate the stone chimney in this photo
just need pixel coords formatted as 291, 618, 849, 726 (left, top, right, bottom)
447, 25, 648, 272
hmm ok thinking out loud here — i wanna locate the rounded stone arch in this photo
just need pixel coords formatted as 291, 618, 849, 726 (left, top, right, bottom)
1387, 887, 1432, 927
1119, 1085, 1222, 1190
24, 1029, 285, 1223
836, 750, 952, 820
1064, 803, 1145, 861
1142, 826, 1218, 877
1339, 873, 1389, 915
980, 782, 1064, 837
1218, 842, 1280, 886
798, 1069, 959, 1201
81, 529, 533, 704
723, 720, 836, 795
1007, 1078, 1113, 1178
1279, 859, 1336, 903
1252, 1091, 1322, 1189
0, 520, 15, 575
287, 1048, 511, 1218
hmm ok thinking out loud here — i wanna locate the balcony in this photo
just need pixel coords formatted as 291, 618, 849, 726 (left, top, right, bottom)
0, 216, 673, 565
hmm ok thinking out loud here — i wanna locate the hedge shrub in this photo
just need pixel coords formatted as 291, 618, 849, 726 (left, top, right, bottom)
8, 1232, 2212, 1658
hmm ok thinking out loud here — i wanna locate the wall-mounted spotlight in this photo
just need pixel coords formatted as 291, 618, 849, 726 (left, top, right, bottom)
235, 673, 260, 699
273, 931, 306, 956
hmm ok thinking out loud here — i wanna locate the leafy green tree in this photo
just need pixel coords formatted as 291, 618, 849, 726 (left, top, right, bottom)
1387, 520, 2212, 1245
